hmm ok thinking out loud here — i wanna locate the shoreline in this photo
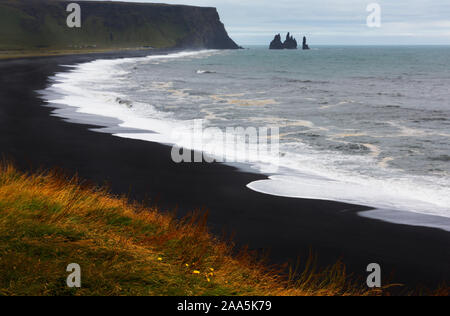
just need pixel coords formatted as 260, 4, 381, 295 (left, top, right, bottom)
0, 47, 158, 60
45, 49, 450, 233
0, 50, 449, 288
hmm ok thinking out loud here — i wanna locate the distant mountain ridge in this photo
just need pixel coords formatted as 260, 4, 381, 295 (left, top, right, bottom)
0, 0, 239, 51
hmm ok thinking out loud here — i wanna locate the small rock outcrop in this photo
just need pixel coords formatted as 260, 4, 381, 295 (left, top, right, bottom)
269, 33, 297, 49
302, 36, 310, 50
283, 33, 297, 49
269, 34, 284, 49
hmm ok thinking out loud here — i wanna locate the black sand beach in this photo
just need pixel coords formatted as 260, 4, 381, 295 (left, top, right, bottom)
0, 51, 449, 289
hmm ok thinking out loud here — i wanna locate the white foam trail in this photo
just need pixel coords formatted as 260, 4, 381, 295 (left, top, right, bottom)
248, 173, 449, 214
47, 50, 219, 144
247, 141, 450, 230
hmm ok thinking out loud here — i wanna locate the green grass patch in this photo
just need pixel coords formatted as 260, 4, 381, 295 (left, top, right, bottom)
0, 163, 446, 296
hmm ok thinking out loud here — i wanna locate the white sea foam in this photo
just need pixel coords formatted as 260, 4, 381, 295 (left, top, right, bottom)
248, 142, 450, 230
44, 50, 450, 232
196, 70, 216, 74
47, 50, 220, 144
247, 173, 450, 231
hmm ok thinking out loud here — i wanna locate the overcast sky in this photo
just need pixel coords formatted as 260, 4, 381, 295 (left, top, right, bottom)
94, 1, 450, 45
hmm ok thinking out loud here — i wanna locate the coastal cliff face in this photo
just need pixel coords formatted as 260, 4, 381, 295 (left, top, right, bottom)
0, 0, 239, 51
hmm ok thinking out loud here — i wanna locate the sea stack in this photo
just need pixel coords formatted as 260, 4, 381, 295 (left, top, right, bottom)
269, 34, 284, 49
302, 36, 310, 50
269, 32, 297, 49
283, 33, 298, 49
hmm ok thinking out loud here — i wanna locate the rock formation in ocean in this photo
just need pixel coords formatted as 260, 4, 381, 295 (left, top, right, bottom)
269, 33, 298, 49
269, 34, 284, 49
302, 36, 310, 50
0, 0, 240, 51
283, 33, 298, 49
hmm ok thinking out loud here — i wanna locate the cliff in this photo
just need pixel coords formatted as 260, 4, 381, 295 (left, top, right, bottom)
0, 0, 239, 52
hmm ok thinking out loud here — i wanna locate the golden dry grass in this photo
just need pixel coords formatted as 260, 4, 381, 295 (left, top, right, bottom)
0, 162, 447, 296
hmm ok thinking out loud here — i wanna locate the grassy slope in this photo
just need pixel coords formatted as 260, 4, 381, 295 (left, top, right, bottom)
0, 163, 373, 296
0, 163, 447, 296
0, 0, 237, 58
0, 1, 185, 51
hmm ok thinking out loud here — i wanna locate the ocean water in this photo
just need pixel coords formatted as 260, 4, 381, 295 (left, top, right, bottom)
44, 46, 450, 231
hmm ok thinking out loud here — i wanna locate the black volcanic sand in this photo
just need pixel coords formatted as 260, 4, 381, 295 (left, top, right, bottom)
0, 51, 449, 290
